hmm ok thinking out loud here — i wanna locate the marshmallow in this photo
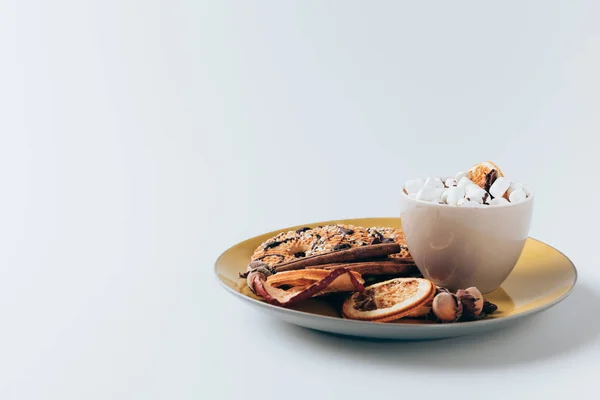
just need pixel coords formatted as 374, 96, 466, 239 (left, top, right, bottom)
465, 186, 489, 204
457, 176, 475, 189
424, 177, 444, 188
507, 181, 531, 198
457, 198, 479, 207
416, 186, 444, 202
434, 188, 445, 201
444, 178, 457, 188
489, 196, 509, 206
489, 177, 510, 198
509, 189, 527, 203
445, 186, 466, 206
506, 181, 523, 196
408, 193, 417, 200
455, 171, 468, 181
404, 178, 425, 195
441, 188, 449, 203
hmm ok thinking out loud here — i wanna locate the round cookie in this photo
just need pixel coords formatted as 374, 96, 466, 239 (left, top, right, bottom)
250, 224, 411, 267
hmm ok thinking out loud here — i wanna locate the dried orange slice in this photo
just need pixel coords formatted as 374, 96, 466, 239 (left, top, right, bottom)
266, 269, 364, 295
342, 278, 435, 322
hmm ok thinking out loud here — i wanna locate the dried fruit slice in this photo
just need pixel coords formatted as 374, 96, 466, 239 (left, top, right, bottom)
250, 267, 364, 307
266, 269, 364, 296
342, 277, 435, 322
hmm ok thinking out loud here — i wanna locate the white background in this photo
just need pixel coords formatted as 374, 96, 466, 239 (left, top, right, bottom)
1, 1, 599, 399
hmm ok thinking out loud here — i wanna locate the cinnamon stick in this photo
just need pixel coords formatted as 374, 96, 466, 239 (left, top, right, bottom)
306, 260, 417, 275
273, 243, 401, 272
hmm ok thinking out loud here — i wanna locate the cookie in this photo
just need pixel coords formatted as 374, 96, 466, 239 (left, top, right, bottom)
250, 224, 411, 268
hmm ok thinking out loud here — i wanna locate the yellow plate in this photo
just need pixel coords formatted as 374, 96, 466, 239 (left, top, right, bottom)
215, 217, 577, 340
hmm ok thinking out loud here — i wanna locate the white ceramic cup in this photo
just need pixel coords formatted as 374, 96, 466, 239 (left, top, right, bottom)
399, 191, 534, 294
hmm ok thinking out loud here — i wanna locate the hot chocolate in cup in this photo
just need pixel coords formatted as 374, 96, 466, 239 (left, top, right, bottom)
399, 187, 534, 294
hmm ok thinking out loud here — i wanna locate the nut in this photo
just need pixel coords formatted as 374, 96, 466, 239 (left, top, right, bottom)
432, 292, 462, 322
464, 287, 483, 316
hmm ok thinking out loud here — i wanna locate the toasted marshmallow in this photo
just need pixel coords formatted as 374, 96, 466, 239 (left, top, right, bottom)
404, 178, 425, 194
489, 196, 509, 206
457, 198, 479, 207
489, 177, 510, 198
444, 178, 457, 188
416, 186, 444, 202
457, 176, 475, 189
465, 186, 489, 204
468, 161, 504, 190
445, 186, 465, 206
509, 189, 527, 203
424, 177, 444, 188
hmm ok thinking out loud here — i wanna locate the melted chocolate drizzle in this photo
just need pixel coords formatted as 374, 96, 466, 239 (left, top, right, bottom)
338, 226, 354, 235
484, 169, 499, 192
263, 237, 295, 250
333, 243, 352, 251
256, 253, 286, 263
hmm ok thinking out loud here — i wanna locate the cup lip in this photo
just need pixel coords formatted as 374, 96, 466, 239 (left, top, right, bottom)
401, 187, 534, 210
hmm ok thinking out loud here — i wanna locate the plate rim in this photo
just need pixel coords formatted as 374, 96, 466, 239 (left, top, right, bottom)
214, 217, 578, 332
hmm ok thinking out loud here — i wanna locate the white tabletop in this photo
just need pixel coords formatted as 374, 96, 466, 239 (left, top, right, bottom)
1, 1, 599, 399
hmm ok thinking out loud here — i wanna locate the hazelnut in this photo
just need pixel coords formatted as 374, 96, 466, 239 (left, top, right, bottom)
464, 287, 483, 316
456, 287, 484, 320
432, 292, 462, 322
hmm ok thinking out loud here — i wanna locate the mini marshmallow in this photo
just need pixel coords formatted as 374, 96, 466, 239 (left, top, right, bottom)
489, 176, 510, 198
465, 186, 489, 204
455, 171, 467, 181
441, 188, 449, 204
489, 196, 509, 206
434, 188, 445, 201
457, 198, 479, 207
509, 189, 527, 203
404, 178, 425, 194
457, 176, 475, 189
424, 177, 444, 188
507, 181, 531, 197
408, 193, 417, 199
416, 186, 443, 202
506, 181, 523, 195
445, 186, 465, 206
444, 178, 457, 188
